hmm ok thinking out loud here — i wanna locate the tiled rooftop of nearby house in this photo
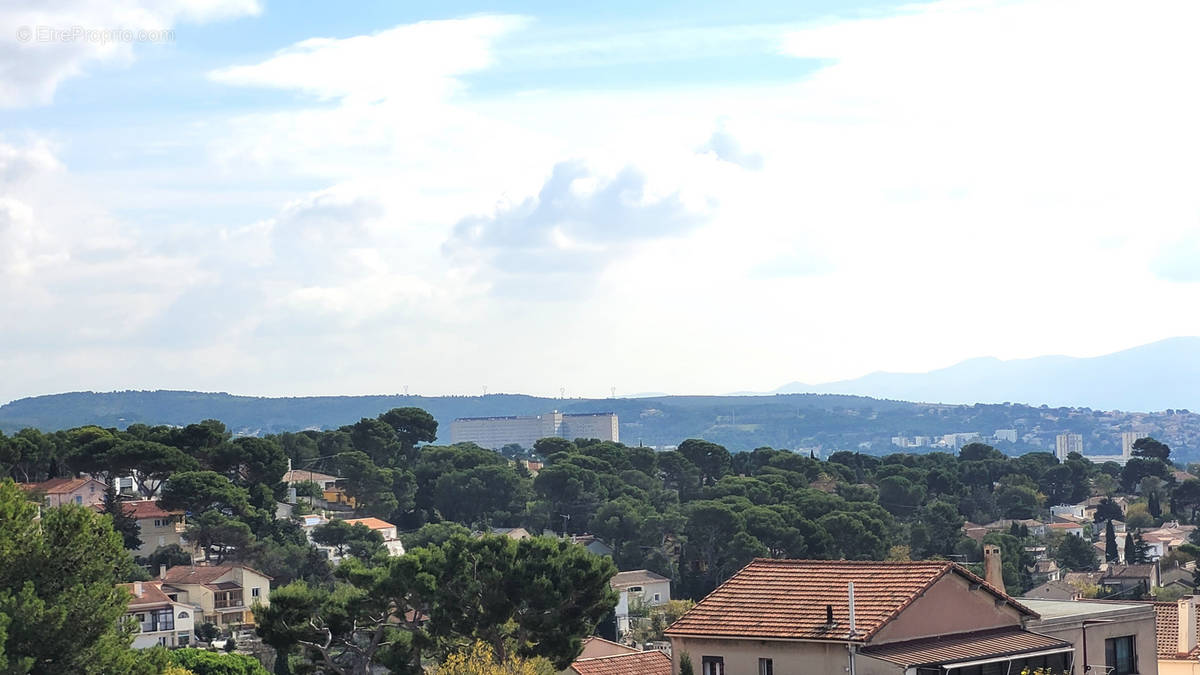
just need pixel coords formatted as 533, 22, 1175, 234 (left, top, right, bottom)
282, 469, 339, 484
569, 650, 671, 675
1155, 602, 1200, 659
665, 559, 1029, 642
161, 564, 270, 585
121, 581, 175, 609
122, 500, 178, 520
861, 626, 1070, 667
343, 517, 395, 532
610, 569, 670, 589
18, 477, 97, 494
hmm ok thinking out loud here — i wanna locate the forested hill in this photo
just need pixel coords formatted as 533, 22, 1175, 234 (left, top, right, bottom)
4, 390, 1200, 460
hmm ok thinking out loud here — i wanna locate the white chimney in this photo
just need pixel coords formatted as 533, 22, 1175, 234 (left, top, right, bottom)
133, 581, 143, 598
1179, 596, 1197, 655
848, 582, 858, 637
159, 565, 167, 579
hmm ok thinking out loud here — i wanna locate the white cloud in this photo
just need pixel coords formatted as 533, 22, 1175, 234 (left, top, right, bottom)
0, 0, 260, 107
6, 1, 1200, 403
209, 15, 526, 102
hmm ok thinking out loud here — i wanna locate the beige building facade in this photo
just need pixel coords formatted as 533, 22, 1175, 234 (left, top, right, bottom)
159, 564, 271, 627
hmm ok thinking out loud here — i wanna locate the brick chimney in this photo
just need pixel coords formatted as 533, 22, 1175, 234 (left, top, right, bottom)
983, 544, 1004, 589
1179, 596, 1197, 655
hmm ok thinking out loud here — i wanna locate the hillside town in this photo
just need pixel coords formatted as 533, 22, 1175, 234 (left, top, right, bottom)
3, 407, 1200, 674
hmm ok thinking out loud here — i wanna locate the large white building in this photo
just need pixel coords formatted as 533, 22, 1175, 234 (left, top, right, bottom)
1055, 433, 1084, 460
449, 411, 619, 449
1055, 432, 1135, 466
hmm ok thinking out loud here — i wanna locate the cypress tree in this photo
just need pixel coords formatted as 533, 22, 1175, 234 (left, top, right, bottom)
102, 482, 142, 551
1105, 520, 1118, 563
1149, 490, 1162, 518
1124, 531, 1136, 564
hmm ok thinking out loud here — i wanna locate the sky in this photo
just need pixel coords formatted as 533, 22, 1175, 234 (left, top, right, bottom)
1, 0, 1199, 404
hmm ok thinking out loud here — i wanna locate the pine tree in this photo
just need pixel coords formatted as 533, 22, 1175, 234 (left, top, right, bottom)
1105, 520, 1118, 563
1133, 531, 1151, 564
101, 482, 142, 551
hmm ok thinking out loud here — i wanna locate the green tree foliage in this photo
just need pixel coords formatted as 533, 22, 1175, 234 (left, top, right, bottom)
160, 471, 252, 515
187, 511, 254, 564
255, 534, 616, 674
1054, 533, 1099, 572
680, 653, 695, 675
170, 648, 270, 675
1093, 498, 1123, 523
1132, 437, 1171, 462
677, 439, 732, 488
101, 482, 143, 551
311, 520, 384, 560
0, 480, 142, 673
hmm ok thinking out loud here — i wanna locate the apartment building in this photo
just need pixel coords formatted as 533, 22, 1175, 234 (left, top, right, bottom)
448, 411, 618, 449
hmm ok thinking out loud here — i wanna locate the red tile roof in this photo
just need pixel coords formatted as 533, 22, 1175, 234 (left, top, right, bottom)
665, 559, 1034, 642
343, 517, 395, 532
121, 581, 175, 609
862, 627, 1071, 667
569, 651, 671, 675
161, 564, 271, 585
18, 477, 102, 494
1155, 602, 1200, 659
122, 500, 178, 520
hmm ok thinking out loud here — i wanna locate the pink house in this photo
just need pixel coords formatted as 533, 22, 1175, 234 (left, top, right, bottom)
19, 477, 107, 508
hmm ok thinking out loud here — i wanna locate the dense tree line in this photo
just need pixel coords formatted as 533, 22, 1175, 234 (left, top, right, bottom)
5, 406, 1200, 670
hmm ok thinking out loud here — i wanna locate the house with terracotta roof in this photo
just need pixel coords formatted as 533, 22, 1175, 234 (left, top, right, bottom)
18, 477, 106, 508
343, 517, 405, 556
1156, 596, 1200, 674
566, 650, 671, 675
664, 559, 1075, 675
106, 499, 192, 559
122, 580, 197, 649
159, 564, 271, 628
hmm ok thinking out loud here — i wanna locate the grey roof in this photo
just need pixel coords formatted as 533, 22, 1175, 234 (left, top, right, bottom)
610, 569, 671, 588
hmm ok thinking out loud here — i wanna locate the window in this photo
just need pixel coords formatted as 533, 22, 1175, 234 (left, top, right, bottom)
158, 536, 165, 547
75, 495, 83, 504
1106, 635, 1137, 675
177, 634, 190, 646
653, 593, 661, 601
627, 586, 643, 593
157, 636, 168, 647
758, 658, 773, 675
702, 656, 725, 675
252, 587, 260, 597
178, 611, 189, 619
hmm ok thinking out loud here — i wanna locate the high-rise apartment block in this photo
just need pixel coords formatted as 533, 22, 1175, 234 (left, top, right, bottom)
449, 411, 619, 449
1055, 433, 1084, 461
1120, 431, 1141, 458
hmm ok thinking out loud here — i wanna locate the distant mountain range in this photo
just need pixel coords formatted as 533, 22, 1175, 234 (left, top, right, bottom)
773, 337, 1200, 412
